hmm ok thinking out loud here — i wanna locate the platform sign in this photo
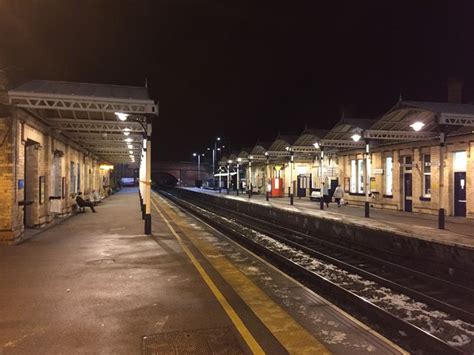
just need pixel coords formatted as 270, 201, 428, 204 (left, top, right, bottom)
18, 179, 24, 190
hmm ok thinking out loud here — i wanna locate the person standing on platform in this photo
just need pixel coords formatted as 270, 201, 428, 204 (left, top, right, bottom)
333, 184, 344, 207
322, 182, 330, 208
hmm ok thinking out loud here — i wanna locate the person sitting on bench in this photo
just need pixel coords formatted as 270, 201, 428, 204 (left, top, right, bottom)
76, 192, 96, 213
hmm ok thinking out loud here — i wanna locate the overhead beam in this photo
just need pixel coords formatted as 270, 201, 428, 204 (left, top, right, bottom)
320, 139, 366, 148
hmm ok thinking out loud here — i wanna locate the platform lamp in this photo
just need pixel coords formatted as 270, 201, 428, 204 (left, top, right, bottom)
351, 132, 371, 218
236, 158, 242, 196
248, 155, 253, 199
285, 146, 294, 205
313, 142, 325, 210
265, 152, 270, 201
116, 112, 152, 235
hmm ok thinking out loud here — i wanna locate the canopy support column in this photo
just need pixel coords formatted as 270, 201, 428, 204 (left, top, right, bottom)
144, 119, 152, 235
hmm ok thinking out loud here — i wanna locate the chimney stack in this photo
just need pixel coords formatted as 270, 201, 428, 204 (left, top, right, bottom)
448, 77, 463, 104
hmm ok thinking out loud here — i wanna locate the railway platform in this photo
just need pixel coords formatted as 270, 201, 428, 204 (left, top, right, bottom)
0, 187, 405, 354
187, 188, 474, 247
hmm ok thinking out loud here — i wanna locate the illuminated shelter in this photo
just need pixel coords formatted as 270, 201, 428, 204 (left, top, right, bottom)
1, 78, 158, 244
333, 101, 474, 221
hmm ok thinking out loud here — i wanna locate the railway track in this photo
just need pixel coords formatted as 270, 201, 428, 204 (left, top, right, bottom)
158, 188, 474, 354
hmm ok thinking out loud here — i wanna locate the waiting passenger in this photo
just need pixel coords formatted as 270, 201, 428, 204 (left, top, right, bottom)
322, 182, 330, 208
76, 193, 97, 213
333, 184, 344, 207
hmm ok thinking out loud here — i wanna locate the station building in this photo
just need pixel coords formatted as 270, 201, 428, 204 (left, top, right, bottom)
0, 70, 157, 244
222, 100, 474, 221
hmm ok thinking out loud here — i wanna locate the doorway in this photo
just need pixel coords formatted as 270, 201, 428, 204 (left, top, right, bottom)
403, 156, 412, 212
297, 174, 308, 197
454, 172, 467, 216
24, 140, 39, 227
453, 151, 467, 217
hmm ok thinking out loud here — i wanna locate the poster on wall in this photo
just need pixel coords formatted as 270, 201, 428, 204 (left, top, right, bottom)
344, 177, 350, 192
370, 177, 377, 192
39, 176, 45, 204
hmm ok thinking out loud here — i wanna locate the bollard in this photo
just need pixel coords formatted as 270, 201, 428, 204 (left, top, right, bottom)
320, 198, 324, 210
266, 191, 269, 201
290, 194, 294, 205
364, 201, 370, 218
438, 208, 445, 229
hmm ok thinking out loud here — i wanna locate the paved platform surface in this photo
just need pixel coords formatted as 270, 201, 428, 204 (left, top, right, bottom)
189, 188, 474, 250
0, 187, 405, 354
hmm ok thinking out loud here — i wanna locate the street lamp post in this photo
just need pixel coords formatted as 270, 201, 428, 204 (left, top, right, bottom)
218, 166, 222, 193
193, 152, 204, 187
212, 137, 221, 179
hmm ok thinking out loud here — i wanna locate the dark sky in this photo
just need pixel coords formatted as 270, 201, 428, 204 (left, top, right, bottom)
1, 0, 473, 161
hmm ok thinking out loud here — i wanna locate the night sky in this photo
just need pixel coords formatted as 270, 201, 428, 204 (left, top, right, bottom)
1, 1, 473, 162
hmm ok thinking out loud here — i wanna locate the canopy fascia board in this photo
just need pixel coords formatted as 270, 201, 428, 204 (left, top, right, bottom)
439, 113, 474, 127
363, 130, 438, 140
9, 93, 157, 114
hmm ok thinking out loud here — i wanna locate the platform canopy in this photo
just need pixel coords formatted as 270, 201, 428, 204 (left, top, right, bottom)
8, 80, 158, 165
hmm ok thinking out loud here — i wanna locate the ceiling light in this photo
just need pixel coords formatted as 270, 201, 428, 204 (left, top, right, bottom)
313, 142, 320, 149
124, 138, 133, 143
127, 144, 133, 149
351, 134, 361, 142
115, 112, 129, 121
410, 121, 425, 132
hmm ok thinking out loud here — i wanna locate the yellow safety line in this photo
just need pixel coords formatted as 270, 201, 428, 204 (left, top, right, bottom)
153, 194, 331, 355
150, 198, 265, 355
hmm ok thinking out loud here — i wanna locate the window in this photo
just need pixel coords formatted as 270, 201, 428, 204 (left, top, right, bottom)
423, 154, 431, 197
350, 160, 356, 193
70, 162, 75, 193
357, 159, 364, 193
453, 151, 467, 172
404, 156, 412, 171
385, 157, 393, 196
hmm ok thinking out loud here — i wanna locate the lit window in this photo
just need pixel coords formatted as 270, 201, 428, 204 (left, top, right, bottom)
453, 151, 467, 172
350, 160, 356, 193
357, 159, 364, 193
423, 154, 431, 197
385, 157, 393, 196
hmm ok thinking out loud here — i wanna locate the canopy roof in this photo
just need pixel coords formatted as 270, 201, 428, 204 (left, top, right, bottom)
8, 80, 158, 165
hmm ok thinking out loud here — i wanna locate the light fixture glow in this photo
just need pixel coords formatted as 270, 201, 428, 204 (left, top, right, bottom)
124, 138, 133, 143
127, 144, 133, 149
193, 153, 197, 156
129, 150, 133, 154
313, 142, 320, 149
123, 128, 131, 136
351, 133, 361, 142
217, 137, 221, 141
99, 164, 114, 171
115, 112, 129, 121
237, 157, 242, 162
228, 160, 233, 164
410, 121, 425, 132
249, 155, 253, 159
